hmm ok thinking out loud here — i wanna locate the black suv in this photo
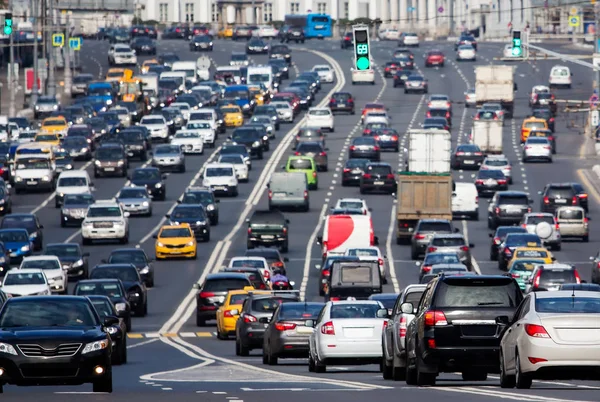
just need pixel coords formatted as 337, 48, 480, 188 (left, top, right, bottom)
404, 274, 522, 386
94, 143, 128, 177
128, 167, 167, 200
194, 273, 253, 326
247, 210, 289, 252
231, 127, 264, 159
269, 45, 291, 64
487, 191, 532, 230
539, 183, 581, 214
284, 27, 305, 43
329, 92, 355, 115
180, 187, 220, 225
340, 32, 353, 49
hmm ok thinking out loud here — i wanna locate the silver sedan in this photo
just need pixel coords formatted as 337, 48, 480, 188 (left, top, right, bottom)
522, 137, 552, 163
151, 144, 186, 173
116, 186, 152, 216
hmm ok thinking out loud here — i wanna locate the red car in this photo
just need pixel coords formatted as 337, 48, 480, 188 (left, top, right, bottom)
425, 51, 445, 67
384, 61, 401, 78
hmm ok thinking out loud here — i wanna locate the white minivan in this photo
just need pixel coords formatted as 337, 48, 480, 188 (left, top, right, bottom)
172, 61, 198, 84
55, 170, 93, 208
452, 182, 479, 220
548, 65, 572, 88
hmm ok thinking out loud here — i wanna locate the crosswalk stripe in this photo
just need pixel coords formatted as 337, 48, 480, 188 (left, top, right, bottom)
196, 332, 213, 337
127, 333, 144, 339
179, 332, 197, 337
126, 332, 216, 338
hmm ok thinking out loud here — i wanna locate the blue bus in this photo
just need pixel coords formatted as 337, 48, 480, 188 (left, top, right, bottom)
284, 14, 332, 39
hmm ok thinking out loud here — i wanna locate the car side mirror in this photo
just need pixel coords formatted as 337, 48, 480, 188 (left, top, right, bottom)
415, 261, 421, 266
245, 218, 250, 223
454, 228, 460, 233
152, 234, 157, 239
373, 236, 379, 245
316, 236, 323, 245
124, 212, 130, 218
551, 257, 556, 261
165, 214, 170, 218
495, 315, 510, 326
376, 308, 389, 319
266, 183, 270, 188
283, 257, 289, 262
400, 302, 413, 314
469, 243, 475, 248
83, 252, 90, 257
488, 233, 493, 238
103, 316, 119, 327
305, 319, 315, 328
162, 174, 168, 180
192, 283, 200, 289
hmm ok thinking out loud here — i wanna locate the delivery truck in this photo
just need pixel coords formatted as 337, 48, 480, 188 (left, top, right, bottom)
406, 129, 451, 173
470, 120, 503, 154
475, 65, 516, 117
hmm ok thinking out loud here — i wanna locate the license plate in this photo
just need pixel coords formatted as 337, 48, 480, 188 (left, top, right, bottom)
214, 186, 226, 190
262, 235, 274, 239
374, 181, 384, 185
464, 160, 475, 164
27, 181, 36, 185
507, 208, 522, 214
274, 192, 286, 197
338, 103, 345, 107
555, 199, 567, 204
104, 167, 115, 171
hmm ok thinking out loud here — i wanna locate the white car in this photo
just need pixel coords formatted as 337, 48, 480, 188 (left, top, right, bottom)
81, 200, 130, 244
140, 115, 169, 142
271, 101, 294, 123
202, 163, 239, 197
169, 102, 192, 121
170, 130, 204, 154
227, 256, 272, 282
503, 44, 521, 59
55, 170, 93, 208
530, 85, 550, 106
334, 198, 370, 215
522, 137, 552, 163
305, 108, 334, 132
13, 158, 54, 194
480, 155, 512, 183
427, 94, 451, 110
218, 154, 248, 182
254, 25, 278, 39
344, 246, 388, 283
308, 301, 388, 372
401, 32, 419, 47
19, 255, 67, 294
457, 45, 476, 61
108, 44, 137, 66
363, 111, 390, 127
499, 291, 600, 389
311, 65, 335, 83
549, 65, 572, 88
1, 268, 52, 297
465, 88, 476, 108
186, 121, 216, 147
521, 213, 561, 250
112, 106, 132, 127
379, 28, 400, 41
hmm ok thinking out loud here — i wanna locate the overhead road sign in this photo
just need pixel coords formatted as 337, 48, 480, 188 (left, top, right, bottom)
52, 33, 64, 47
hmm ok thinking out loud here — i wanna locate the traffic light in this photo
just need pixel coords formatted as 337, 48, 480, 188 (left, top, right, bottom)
511, 30, 522, 57
3, 13, 12, 35
352, 25, 371, 70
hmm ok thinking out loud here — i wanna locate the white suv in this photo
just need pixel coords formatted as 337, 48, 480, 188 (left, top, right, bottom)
108, 44, 137, 66
202, 163, 239, 197
81, 200, 130, 245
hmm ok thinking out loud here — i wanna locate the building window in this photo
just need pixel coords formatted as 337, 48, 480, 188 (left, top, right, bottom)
344, 1, 349, 18
290, 2, 299, 14
211, 4, 218, 22
317, 2, 327, 13
497, 0, 501, 22
185, 3, 194, 22
264, 3, 273, 22
159, 3, 168, 22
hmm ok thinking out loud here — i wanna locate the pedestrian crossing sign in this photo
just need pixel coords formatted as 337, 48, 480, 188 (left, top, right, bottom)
69, 37, 81, 50
52, 33, 64, 47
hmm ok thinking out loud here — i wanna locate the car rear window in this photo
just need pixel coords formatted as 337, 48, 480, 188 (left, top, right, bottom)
251, 297, 293, 312
203, 278, 249, 291
505, 234, 541, 247
496, 227, 527, 239
485, 159, 509, 167
230, 294, 248, 304
297, 143, 322, 153
341, 266, 372, 283
418, 222, 452, 232
279, 304, 323, 319
539, 270, 577, 287
429, 109, 447, 117
558, 208, 584, 219
435, 280, 520, 308
431, 237, 465, 247
289, 159, 312, 169
330, 304, 381, 318
536, 297, 600, 313
526, 215, 554, 225
498, 195, 528, 205
366, 165, 391, 175
547, 187, 575, 198
515, 249, 548, 258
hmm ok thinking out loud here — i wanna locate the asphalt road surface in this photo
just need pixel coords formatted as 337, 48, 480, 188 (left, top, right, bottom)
5, 38, 600, 402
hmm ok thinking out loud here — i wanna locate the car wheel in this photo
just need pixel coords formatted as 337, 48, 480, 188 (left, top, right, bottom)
416, 358, 436, 386
238, 339, 249, 356
314, 355, 326, 373
382, 354, 393, 379
308, 352, 316, 372
405, 359, 417, 385
500, 351, 516, 388
515, 353, 532, 389
392, 355, 406, 381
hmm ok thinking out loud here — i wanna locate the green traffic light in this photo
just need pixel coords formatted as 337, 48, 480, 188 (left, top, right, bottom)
356, 56, 370, 70
3, 26, 11, 35
511, 46, 522, 57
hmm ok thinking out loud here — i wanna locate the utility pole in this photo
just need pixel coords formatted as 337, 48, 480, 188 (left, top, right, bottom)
63, 13, 71, 97
596, 2, 600, 94
8, 0, 15, 117
32, 0, 40, 105
47, 0, 56, 97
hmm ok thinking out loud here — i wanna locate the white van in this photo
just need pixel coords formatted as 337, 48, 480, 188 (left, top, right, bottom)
160, 71, 187, 92
172, 61, 198, 84
55, 170, 93, 208
452, 182, 479, 220
548, 65, 572, 89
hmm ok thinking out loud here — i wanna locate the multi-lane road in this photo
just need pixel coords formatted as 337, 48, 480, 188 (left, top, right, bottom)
7, 37, 600, 402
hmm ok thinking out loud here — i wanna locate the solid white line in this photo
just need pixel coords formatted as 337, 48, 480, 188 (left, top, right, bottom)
126, 338, 159, 349
462, 220, 481, 274
299, 203, 329, 300
385, 200, 400, 293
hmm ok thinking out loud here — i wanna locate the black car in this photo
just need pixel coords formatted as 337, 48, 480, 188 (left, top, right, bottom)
488, 226, 528, 261
349, 137, 381, 161
180, 187, 220, 225
497, 233, 543, 271
340, 31, 353, 49
488, 191, 532, 230
360, 162, 396, 194
73, 279, 132, 331
0, 185, 12, 215
475, 169, 508, 196
452, 144, 484, 169
104, 248, 155, 287
129, 167, 166, 201
383, 61, 401, 78
404, 274, 521, 386
60, 193, 95, 227
119, 130, 148, 161
220, 145, 251, 169
268, 59, 289, 79
246, 37, 268, 54
247, 210, 289, 252
370, 128, 400, 151
194, 273, 253, 326
94, 143, 128, 178
539, 183, 581, 214
570, 182, 589, 212
89, 264, 148, 316
0, 242, 10, 276
88, 295, 128, 365
393, 68, 411, 87
46, 242, 90, 279
284, 26, 305, 43
166, 205, 211, 242
269, 45, 291, 64
531, 93, 557, 115
0, 296, 116, 392
341, 158, 369, 186
531, 107, 555, 131
131, 37, 156, 55
189, 35, 213, 51
61, 136, 93, 161
426, 108, 452, 126
230, 127, 264, 159
329, 92, 355, 114
0, 213, 43, 251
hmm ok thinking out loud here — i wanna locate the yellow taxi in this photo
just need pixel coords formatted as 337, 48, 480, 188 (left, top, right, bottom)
508, 247, 555, 267
248, 85, 267, 106
34, 132, 60, 146
105, 68, 126, 82
215, 287, 255, 339
141, 59, 159, 74
217, 26, 234, 39
40, 117, 68, 137
154, 223, 197, 260
220, 104, 244, 127
520, 117, 548, 143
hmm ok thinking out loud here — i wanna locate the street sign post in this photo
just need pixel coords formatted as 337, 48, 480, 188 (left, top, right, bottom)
592, 110, 600, 126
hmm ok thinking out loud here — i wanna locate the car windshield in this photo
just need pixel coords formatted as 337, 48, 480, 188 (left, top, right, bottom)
206, 167, 233, 177
0, 299, 97, 327
251, 297, 292, 312
87, 206, 122, 217
526, 215, 554, 225
432, 237, 465, 246
21, 259, 60, 270
109, 252, 146, 264
485, 158, 509, 166
505, 234, 541, 246
499, 196, 528, 205
187, 122, 211, 130
478, 170, 505, 179
76, 283, 124, 297
203, 278, 249, 291
46, 245, 80, 258
182, 192, 213, 204
330, 304, 381, 318
338, 201, 363, 209
515, 249, 548, 258
142, 118, 164, 125
288, 158, 312, 170
119, 188, 148, 198
160, 227, 193, 238
436, 281, 519, 307
58, 177, 88, 187
219, 155, 243, 164
309, 109, 331, 116
91, 267, 138, 282
172, 207, 205, 219
424, 253, 460, 265
3, 272, 46, 285
1, 216, 35, 229
511, 259, 544, 272
64, 194, 94, 205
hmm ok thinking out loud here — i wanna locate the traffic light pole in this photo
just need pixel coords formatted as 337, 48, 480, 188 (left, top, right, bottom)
63, 13, 71, 96
7, 5, 16, 117
47, 0, 56, 97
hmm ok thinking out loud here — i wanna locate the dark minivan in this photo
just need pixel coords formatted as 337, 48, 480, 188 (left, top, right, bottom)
194, 273, 253, 326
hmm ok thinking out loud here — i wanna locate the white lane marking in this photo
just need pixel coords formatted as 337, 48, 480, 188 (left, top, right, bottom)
161, 47, 347, 336
432, 385, 595, 402
299, 203, 329, 300
385, 199, 400, 293
126, 338, 159, 349
462, 220, 481, 274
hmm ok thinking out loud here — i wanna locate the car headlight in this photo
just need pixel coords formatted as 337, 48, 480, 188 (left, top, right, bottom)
263, 135, 268, 141
157, 241, 165, 247
20, 245, 30, 252
206, 204, 215, 211
187, 241, 195, 246
35, 105, 39, 110
73, 259, 84, 267
15, 176, 22, 182
30, 232, 38, 239
106, 326, 118, 335
82, 339, 109, 354
66, 164, 73, 169
209, 42, 213, 45
242, 104, 250, 109
142, 201, 149, 206
155, 183, 162, 188
0, 343, 16, 356
196, 220, 205, 225
41, 175, 51, 181
115, 302, 126, 311
271, 116, 277, 120
81, 147, 88, 152
94, 160, 101, 166
114, 221, 125, 226
117, 160, 124, 166
253, 141, 260, 147
48, 278, 55, 284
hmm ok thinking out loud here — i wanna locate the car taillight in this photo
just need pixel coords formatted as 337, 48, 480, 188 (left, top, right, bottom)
427, 102, 432, 107
363, 129, 371, 134
350, 145, 356, 151
224, 310, 235, 317
511, 273, 520, 278
475, 179, 484, 185
383, 320, 388, 330
495, 207, 500, 214
343, 168, 351, 173
391, 135, 398, 141
533, 272, 541, 288
415, 233, 425, 240
378, 258, 384, 266
319, 152, 327, 156
460, 246, 469, 251
427, 246, 437, 253
385, 67, 390, 71
579, 193, 588, 199
525, 324, 550, 338
374, 136, 380, 141
446, 112, 451, 118
574, 270, 581, 284
275, 322, 297, 331
493, 115, 498, 120
386, 174, 394, 179
283, 227, 287, 234
549, 118, 555, 122
321, 321, 335, 335
504, 248, 512, 256
374, 146, 380, 151
329, 98, 335, 103
322, 269, 330, 277
312, 171, 317, 178
521, 224, 527, 228
572, 196, 578, 204
543, 196, 550, 204
363, 173, 372, 179
424, 310, 448, 326
348, 99, 354, 104
268, 190, 272, 199
304, 190, 308, 198
498, 179, 507, 185
199, 292, 215, 298
474, 116, 480, 120
426, 111, 431, 117
294, 152, 300, 156
399, 316, 407, 338
422, 265, 432, 272
474, 152, 483, 156
247, 227, 252, 234
456, 152, 465, 156
243, 314, 257, 323
544, 146, 551, 150
273, 261, 284, 268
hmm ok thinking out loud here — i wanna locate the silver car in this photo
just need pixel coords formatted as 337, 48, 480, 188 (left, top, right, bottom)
34, 95, 60, 119
464, 88, 476, 108
410, 219, 456, 259
151, 144, 186, 173
556, 206, 588, 241
429, 263, 469, 275
426, 233, 473, 269
520, 212, 561, 250
249, 115, 275, 138
481, 155, 513, 184
522, 137, 552, 163
116, 186, 152, 216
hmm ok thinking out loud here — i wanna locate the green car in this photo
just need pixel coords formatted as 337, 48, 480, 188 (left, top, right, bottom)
284, 156, 318, 190
507, 259, 546, 291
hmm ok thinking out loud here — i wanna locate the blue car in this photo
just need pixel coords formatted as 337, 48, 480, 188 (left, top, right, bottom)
0, 228, 32, 263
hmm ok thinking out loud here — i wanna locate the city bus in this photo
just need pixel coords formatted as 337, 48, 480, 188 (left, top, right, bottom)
284, 13, 332, 39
